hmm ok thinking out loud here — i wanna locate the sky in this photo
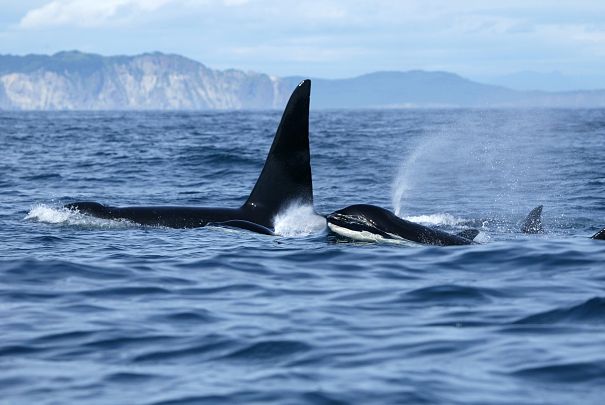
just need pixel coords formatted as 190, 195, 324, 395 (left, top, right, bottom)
1, 0, 605, 85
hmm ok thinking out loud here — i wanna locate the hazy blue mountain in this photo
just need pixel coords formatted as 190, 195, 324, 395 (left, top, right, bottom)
281, 71, 520, 108
478, 71, 605, 92
1, 51, 605, 110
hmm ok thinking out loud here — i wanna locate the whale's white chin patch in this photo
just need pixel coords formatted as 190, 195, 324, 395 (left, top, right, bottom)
327, 223, 419, 246
328, 222, 387, 242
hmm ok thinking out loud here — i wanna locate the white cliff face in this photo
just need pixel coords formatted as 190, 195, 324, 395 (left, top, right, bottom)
2, 71, 74, 109
0, 52, 291, 110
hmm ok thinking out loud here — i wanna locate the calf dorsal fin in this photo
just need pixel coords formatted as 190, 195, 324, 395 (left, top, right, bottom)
521, 205, 544, 234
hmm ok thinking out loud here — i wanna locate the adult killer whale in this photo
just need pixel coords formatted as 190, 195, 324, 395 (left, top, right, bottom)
65, 80, 317, 235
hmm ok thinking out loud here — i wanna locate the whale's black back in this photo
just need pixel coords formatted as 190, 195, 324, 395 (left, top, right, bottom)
243, 80, 313, 220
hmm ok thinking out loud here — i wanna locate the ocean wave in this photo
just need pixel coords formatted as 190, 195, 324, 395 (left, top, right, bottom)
513, 297, 605, 325
219, 340, 312, 362
511, 361, 605, 383
401, 284, 501, 304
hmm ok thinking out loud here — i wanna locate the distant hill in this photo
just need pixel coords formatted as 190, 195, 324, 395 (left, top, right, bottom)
281, 71, 519, 108
1, 51, 604, 110
478, 71, 605, 92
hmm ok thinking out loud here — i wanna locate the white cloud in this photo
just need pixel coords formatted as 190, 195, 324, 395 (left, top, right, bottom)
17, 0, 259, 28
223, 0, 248, 6
19, 0, 174, 28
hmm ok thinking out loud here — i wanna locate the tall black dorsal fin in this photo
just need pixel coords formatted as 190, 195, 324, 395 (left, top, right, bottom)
243, 80, 313, 221
521, 205, 544, 234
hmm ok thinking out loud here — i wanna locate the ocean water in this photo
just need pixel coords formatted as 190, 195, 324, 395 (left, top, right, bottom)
2, 109, 605, 404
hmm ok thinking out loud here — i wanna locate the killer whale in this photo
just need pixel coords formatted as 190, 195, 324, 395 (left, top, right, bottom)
65, 80, 317, 234
327, 204, 477, 246
593, 228, 605, 240
520, 205, 605, 240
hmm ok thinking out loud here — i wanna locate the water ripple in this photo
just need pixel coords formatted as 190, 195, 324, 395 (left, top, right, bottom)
512, 361, 605, 383
3, 110, 605, 405
513, 297, 605, 325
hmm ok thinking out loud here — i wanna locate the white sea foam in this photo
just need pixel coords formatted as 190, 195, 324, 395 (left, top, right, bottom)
473, 232, 491, 244
25, 204, 134, 228
26, 204, 73, 224
404, 213, 465, 226
273, 202, 326, 237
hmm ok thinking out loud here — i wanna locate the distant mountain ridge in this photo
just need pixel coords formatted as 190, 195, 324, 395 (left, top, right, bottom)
1, 51, 604, 110
478, 71, 605, 92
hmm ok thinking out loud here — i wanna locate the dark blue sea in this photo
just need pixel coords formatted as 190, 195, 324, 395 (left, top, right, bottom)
2, 109, 605, 404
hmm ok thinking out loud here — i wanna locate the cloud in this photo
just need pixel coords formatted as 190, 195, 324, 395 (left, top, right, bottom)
19, 0, 175, 28
223, 0, 248, 6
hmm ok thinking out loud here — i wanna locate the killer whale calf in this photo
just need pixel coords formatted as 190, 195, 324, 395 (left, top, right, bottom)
65, 80, 317, 235
326, 203, 605, 246
327, 204, 478, 246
